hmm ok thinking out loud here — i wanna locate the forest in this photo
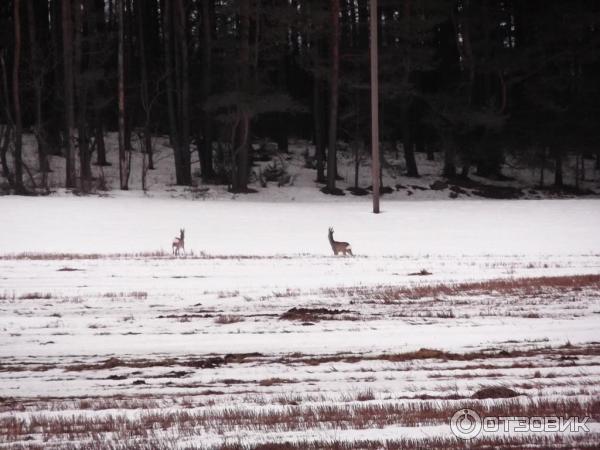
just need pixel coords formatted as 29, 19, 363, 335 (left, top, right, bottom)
0, 0, 599, 195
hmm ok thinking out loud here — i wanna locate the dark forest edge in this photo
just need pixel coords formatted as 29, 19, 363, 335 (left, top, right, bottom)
0, 0, 599, 196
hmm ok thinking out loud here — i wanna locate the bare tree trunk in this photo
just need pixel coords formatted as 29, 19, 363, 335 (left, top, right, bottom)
95, 124, 108, 165
309, 0, 325, 183
117, 0, 129, 190
553, 148, 563, 187
0, 126, 11, 181
538, 147, 546, 187
443, 138, 457, 178
370, 0, 380, 211
13, 0, 25, 193
174, 0, 191, 185
200, 0, 214, 180
233, 0, 250, 192
48, 0, 64, 156
74, 0, 91, 192
575, 153, 580, 190
402, 118, 419, 177
26, 0, 50, 175
163, 0, 181, 182
313, 77, 326, 183
89, 0, 109, 168
402, 0, 418, 178
136, 0, 153, 169
0, 56, 13, 184
62, 0, 76, 188
326, 0, 340, 194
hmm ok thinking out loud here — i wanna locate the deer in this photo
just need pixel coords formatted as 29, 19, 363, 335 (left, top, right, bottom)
172, 228, 185, 256
328, 227, 353, 256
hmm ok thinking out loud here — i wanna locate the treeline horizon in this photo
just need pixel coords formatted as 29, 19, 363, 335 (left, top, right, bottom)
1, 0, 599, 195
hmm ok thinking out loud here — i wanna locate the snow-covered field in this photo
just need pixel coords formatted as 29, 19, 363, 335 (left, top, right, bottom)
1, 197, 600, 449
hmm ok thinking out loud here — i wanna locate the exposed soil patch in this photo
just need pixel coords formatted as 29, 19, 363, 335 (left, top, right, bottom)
408, 269, 432, 276
472, 386, 521, 399
65, 353, 263, 372
280, 307, 356, 322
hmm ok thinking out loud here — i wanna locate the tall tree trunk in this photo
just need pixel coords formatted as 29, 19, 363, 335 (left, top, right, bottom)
163, 0, 181, 183
0, 126, 11, 180
233, 0, 250, 192
95, 124, 108, 165
48, 0, 64, 156
74, 0, 91, 192
539, 147, 546, 188
443, 138, 457, 177
0, 57, 13, 183
13, 0, 25, 193
136, 0, 153, 169
309, 0, 325, 183
89, 0, 109, 167
26, 0, 50, 174
117, 0, 129, 189
402, 111, 419, 177
575, 154, 580, 190
370, 0, 380, 211
313, 77, 326, 183
326, 0, 340, 194
174, 0, 191, 185
123, 0, 133, 153
62, 0, 76, 188
553, 148, 563, 187
402, 0, 418, 178
199, 0, 214, 180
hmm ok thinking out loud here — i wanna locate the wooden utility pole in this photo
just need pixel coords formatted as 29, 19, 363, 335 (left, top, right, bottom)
370, 0, 380, 213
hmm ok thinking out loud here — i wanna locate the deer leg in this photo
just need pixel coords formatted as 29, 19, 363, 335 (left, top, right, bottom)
347, 249, 353, 256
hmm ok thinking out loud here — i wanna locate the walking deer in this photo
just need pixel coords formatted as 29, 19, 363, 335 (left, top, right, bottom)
328, 227, 353, 256
172, 228, 185, 256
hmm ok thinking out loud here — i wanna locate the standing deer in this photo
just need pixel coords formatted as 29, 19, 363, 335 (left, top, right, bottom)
172, 228, 185, 256
328, 227, 353, 256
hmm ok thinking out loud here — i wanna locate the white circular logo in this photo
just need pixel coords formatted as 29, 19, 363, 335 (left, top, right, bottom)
450, 408, 482, 440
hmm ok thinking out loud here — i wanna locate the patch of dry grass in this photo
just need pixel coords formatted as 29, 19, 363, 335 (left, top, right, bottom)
279, 307, 357, 322
1, 397, 597, 446
278, 342, 600, 366
214, 314, 245, 324
0, 251, 314, 261
323, 274, 600, 303
18, 292, 53, 300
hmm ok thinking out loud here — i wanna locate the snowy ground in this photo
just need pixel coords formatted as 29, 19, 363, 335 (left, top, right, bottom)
4, 133, 600, 200
1, 197, 600, 449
